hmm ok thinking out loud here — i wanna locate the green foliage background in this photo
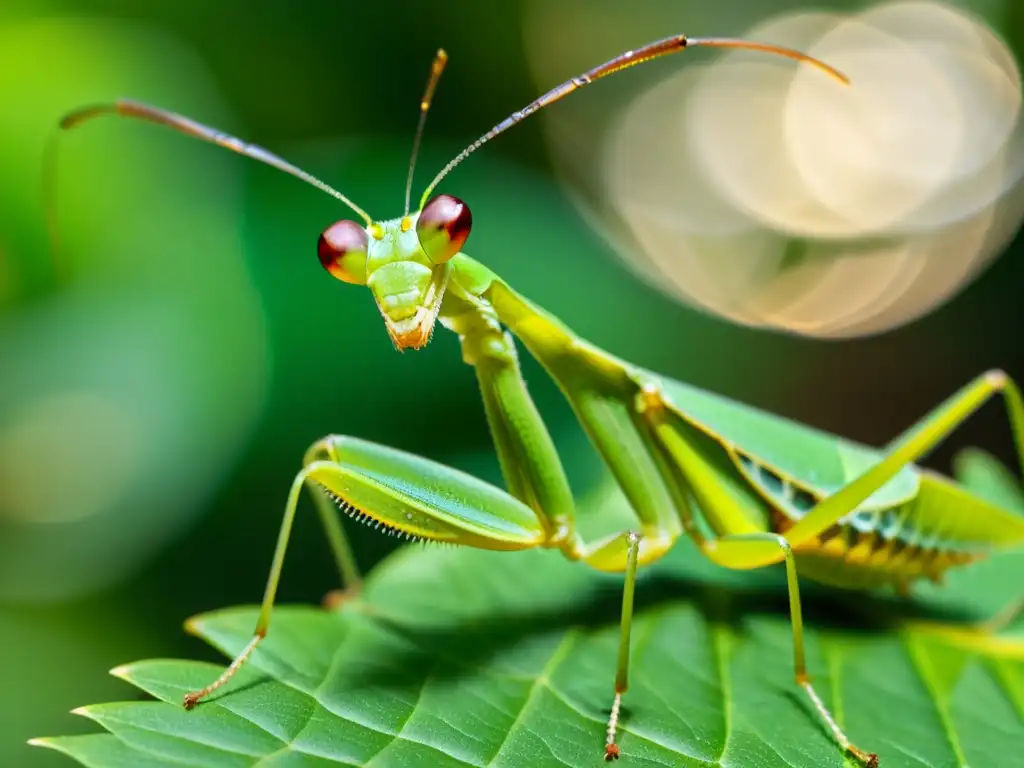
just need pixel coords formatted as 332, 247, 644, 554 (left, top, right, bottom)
1, 0, 1023, 766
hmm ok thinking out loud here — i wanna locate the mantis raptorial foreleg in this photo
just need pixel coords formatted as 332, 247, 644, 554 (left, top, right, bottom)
449, 289, 681, 565
183, 433, 555, 708
457, 315, 576, 541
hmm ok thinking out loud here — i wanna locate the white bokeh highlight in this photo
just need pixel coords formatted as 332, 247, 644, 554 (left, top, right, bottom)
526, 0, 1024, 337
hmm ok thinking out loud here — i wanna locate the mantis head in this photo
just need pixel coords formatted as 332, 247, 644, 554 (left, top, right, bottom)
317, 194, 472, 350
311, 40, 846, 351
313, 48, 473, 352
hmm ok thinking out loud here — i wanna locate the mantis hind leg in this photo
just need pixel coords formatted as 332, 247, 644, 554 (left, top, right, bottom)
702, 533, 879, 767
953, 446, 1024, 515
634, 373, 1024, 765
182, 438, 361, 709
783, 369, 1024, 548
978, 595, 1024, 634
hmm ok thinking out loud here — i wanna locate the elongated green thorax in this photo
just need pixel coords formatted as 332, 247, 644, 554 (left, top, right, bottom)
365, 217, 450, 350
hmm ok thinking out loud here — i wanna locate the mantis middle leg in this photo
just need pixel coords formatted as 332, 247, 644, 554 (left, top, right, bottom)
183, 441, 358, 708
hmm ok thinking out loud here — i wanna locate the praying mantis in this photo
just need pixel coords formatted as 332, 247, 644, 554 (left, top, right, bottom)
56, 32, 1024, 767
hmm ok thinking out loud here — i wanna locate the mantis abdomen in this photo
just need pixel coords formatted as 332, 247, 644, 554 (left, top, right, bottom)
730, 446, 1021, 591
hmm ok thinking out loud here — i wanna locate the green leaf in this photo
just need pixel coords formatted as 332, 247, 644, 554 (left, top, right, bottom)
32, 482, 1024, 767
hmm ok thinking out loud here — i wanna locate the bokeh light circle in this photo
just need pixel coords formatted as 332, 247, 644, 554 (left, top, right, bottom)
525, 0, 1024, 338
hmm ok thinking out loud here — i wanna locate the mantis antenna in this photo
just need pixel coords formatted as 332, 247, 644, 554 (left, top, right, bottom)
418, 34, 849, 209
57, 100, 374, 226
404, 49, 449, 217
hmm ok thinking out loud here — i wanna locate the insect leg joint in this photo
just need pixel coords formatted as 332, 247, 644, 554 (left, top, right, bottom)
635, 382, 668, 418
986, 368, 1008, 388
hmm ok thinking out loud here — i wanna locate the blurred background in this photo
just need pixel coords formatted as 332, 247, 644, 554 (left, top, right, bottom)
1, 0, 1022, 764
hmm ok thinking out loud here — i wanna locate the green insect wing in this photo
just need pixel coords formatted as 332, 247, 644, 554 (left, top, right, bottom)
655, 375, 921, 512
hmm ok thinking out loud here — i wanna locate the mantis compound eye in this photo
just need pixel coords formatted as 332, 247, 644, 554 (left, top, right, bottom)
416, 194, 472, 264
318, 219, 369, 285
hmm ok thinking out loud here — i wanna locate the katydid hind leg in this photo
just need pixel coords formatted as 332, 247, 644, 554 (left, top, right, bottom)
887, 369, 1024, 479
667, 368, 1024, 557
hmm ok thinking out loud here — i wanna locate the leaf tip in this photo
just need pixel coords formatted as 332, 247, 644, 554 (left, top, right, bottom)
108, 663, 132, 680
70, 706, 93, 719
26, 737, 51, 749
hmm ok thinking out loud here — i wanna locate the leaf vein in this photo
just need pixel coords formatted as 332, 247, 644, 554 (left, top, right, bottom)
484, 629, 580, 767
905, 635, 968, 767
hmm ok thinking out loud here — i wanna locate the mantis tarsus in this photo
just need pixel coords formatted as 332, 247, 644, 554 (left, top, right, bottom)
56, 33, 1024, 766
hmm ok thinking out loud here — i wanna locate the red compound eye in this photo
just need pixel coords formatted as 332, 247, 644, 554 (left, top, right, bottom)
318, 220, 369, 284
416, 194, 472, 264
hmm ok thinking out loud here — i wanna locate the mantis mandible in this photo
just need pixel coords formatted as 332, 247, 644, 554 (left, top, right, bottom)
56, 33, 1024, 766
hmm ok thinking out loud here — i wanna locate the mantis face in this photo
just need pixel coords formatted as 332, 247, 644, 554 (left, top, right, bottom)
317, 194, 472, 350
